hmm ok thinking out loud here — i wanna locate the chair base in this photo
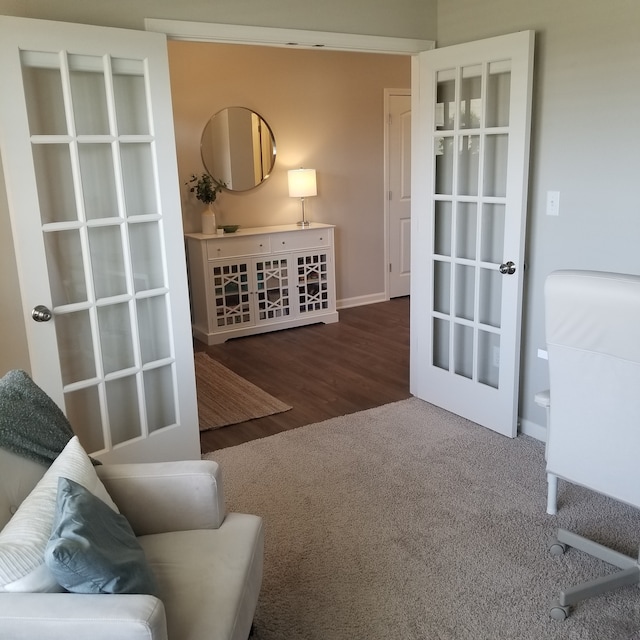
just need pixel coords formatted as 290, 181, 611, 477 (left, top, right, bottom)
549, 528, 640, 620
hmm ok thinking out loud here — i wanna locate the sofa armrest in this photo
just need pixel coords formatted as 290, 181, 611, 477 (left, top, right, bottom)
0, 593, 167, 640
97, 460, 225, 535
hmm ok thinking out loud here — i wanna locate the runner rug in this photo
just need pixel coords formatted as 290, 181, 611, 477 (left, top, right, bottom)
194, 351, 291, 431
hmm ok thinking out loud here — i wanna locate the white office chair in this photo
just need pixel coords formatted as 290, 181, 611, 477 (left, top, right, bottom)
544, 270, 640, 620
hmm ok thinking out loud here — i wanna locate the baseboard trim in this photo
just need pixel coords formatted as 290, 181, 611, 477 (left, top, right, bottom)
519, 418, 546, 443
337, 292, 387, 310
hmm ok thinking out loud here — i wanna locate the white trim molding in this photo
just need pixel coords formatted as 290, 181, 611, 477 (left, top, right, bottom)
144, 19, 434, 55
337, 292, 387, 310
519, 418, 546, 443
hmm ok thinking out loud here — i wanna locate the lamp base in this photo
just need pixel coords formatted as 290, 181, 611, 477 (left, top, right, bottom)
297, 220, 311, 227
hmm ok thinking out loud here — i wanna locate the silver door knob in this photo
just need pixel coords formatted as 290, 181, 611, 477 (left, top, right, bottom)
499, 261, 516, 275
31, 305, 52, 322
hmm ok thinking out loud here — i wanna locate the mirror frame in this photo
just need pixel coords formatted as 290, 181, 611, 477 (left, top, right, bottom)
200, 107, 276, 192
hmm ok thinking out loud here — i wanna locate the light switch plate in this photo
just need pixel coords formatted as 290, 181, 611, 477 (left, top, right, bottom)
546, 191, 560, 216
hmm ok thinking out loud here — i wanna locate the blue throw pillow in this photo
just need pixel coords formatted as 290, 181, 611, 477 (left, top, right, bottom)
44, 477, 159, 596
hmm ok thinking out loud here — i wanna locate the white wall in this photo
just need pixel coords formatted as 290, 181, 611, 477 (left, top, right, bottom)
437, 0, 640, 435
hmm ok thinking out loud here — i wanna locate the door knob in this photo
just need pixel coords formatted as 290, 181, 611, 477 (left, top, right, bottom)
31, 305, 52, 322
499, 261, 516, 275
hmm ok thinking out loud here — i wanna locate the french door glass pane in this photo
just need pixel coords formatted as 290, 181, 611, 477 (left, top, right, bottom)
106, 376, 141, 445
88, 225, 127, 299
78, 144, 119, 220
436, 69, 456, 130
98, 303, 134, 374
458, 135, 480, 196
456, 203, 477, 260
129, 222, 165, 291
486, 61, 511, 128
55, 310, 96, 385
44, 230, 87, 306
435, 137, 454, 195
120, 143, 157, 216
433, 260, 451, 315
455, 264, 475, 321
137, 295, 171, 363
21, 53, 66, 135
144, 366, 175, 433
480, 204, 506, 264
454, 323, 473, 379
478, 330, 500, 389
112, 58, 149, 135
483, 134, 508, 197
460, 65, 482, 129
479, 268, 502, 328
434, 201, 452, 256
433, 317, 450, 370
68, 55, 109, 135
65, 385, 105, 453
32, 144, 77, 224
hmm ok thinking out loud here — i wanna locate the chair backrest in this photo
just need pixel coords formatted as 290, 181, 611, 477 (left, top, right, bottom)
545, 270, 640, 508
0, 448, 47, 529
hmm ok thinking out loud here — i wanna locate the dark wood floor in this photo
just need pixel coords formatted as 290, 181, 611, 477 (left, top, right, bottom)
196, 297, 410, 453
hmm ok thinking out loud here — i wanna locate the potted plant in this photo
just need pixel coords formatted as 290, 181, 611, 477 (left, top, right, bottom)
187, 173, 227, 235
186, 173, 226, 205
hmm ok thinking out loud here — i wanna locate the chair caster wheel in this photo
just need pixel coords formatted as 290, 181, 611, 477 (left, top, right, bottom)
550, 604, 570, 621
549, 539, 567, 556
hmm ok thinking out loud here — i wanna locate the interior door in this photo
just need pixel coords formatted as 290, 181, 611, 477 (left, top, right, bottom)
388, 91, 412, 298
410, 31, 534, 437
0, 16, 201, 463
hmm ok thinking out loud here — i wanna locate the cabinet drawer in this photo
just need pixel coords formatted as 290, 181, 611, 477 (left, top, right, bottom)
271, 229, 331, 253
207, 236, 271, 259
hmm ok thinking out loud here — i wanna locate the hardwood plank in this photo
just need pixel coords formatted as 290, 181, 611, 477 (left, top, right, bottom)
197, 297, 410, 452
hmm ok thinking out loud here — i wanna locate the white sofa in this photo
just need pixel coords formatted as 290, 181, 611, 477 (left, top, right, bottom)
0, 445, 264, 640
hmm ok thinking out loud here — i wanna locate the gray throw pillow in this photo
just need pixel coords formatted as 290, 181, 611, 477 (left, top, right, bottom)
44, 477, 159, 596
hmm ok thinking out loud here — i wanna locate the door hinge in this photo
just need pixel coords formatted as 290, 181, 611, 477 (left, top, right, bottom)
389, 263, 392, 272
388, 190, 392, 200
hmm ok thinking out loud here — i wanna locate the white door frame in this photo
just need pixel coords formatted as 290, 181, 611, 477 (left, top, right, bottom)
144, 20, 433, 55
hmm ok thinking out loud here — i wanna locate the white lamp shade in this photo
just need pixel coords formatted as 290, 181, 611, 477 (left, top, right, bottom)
288, 168, 317, 198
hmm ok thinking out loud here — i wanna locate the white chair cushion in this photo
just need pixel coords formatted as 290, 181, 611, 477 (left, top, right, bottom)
139, 513, 264, 640
0, 436, 118, 592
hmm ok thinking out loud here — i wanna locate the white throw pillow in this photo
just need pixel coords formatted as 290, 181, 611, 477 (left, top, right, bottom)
0, 436, 118, 592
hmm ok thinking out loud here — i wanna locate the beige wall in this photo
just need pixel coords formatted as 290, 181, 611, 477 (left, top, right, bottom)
169, 41, 410, 303
437, 0, 640, 433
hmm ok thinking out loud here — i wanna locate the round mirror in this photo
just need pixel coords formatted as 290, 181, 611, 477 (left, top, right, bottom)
201, 107, 276, 192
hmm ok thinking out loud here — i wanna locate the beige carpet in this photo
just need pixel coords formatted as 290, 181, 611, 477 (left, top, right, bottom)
205, 397, 640, 640
194, 352, 291, 431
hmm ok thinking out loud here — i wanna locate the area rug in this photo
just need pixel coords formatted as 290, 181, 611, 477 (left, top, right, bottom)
204, 397, 640, 640
194, 352, 291, 431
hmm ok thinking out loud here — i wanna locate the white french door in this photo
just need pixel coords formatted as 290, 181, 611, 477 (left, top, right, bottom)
0, 16, 201, 463
410, 31, 534, 437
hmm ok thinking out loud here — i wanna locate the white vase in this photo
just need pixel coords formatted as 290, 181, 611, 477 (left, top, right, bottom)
201, 207, 216, 235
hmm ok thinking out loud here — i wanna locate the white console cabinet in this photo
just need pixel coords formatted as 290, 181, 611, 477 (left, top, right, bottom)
185, 223, 339, 345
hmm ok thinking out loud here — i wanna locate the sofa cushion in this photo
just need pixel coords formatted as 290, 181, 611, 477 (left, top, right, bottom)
139, 513, 264, 640
0, 436, 118, 592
